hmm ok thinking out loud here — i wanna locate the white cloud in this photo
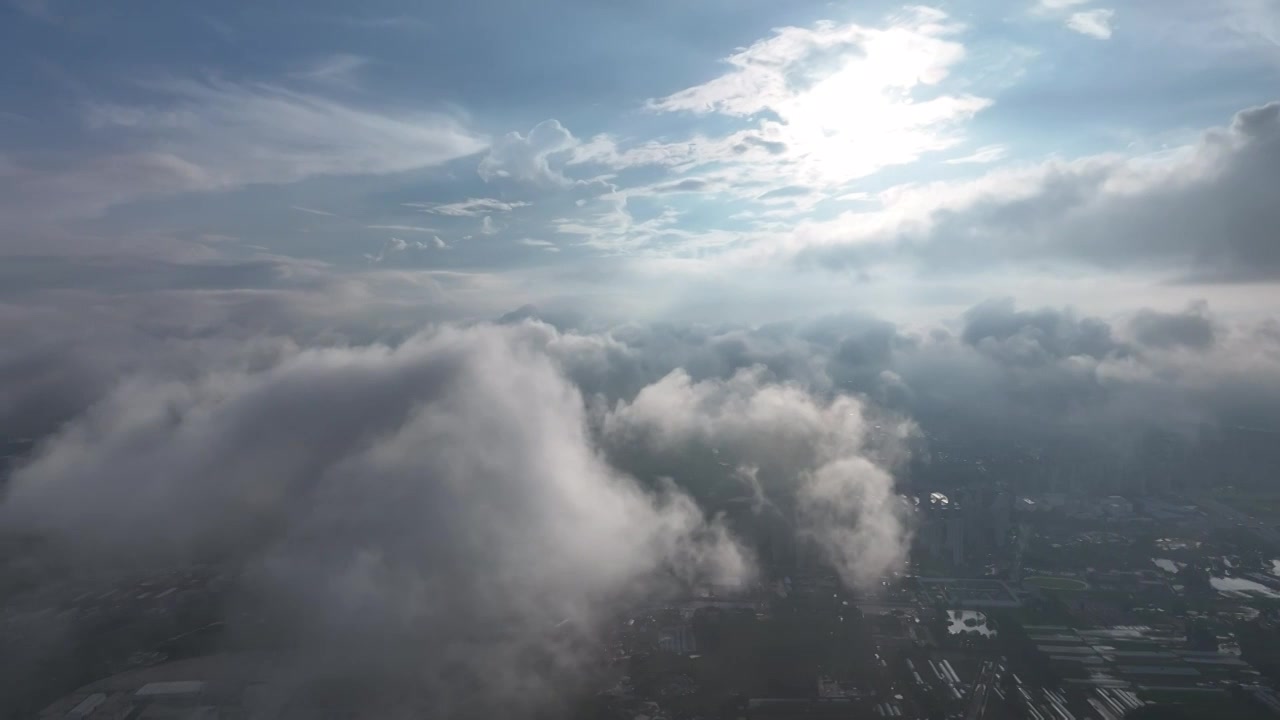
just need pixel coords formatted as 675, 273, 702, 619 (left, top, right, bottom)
1036, 0, 1091, 9
943, 144, 1008, 164
646, 7, 991, 185
1067, 9, 1116, 39
2, 78, 487, 227
290, 53, 370, 87
82, 79, 487, 182
366, 224, 438, 233
549, 192, 722, 253
601, 367, 912, 588
290, 204, 338, 217
0, 323, 755, 710
478, 119, 578, 186
746, 101, 1280, 282
408, 198, 530, 216
364, 235, 440, 262
1225, 0, 1280, 48
518, 238, 560, 252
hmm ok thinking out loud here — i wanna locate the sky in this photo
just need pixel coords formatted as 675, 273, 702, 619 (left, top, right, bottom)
3, 0, 1279, 324
3, 1, 1280, 713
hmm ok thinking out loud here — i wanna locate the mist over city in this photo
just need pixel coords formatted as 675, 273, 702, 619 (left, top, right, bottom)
2, 1, 1280, 718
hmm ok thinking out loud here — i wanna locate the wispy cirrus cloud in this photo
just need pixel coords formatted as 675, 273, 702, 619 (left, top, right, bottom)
640, 7, 991, 186
517, 238, 560, 252
289, 53, 371, 87
407, 198, 531, 217
944, 144, 1008, 165
289, 204, 339, 217
1066, 9, 1115, 39
366, 224, 439, 233
1, 77, 487, 231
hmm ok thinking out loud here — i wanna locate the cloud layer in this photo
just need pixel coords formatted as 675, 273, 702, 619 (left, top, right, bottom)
1, 322, 758, 713
4, 278, 1280, 711
785, 101, 1280, 281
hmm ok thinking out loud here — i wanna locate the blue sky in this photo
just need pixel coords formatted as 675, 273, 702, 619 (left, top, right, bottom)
3, 0, 1279, 323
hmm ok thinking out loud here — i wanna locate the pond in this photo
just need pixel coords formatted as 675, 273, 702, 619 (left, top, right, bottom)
947, 610, 995, 637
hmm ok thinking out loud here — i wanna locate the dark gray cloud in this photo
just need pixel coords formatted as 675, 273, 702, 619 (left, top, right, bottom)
1129, 301, 1216, 350
802, 100, 1280, 281
961, 298, 1122, 364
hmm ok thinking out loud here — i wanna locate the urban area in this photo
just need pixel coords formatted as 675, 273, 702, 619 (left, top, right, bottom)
6, 423, 1280, 719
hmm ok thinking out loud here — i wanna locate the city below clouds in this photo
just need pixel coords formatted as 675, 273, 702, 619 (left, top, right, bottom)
2, 0, 1280, 716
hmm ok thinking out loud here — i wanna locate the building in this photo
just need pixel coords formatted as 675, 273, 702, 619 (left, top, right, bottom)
1100, 496, 1133, 518
1021, 624, 1262, 692
946, 516, 965, 568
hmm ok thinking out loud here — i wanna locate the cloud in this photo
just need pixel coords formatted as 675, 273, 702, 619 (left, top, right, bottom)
0, 323, 754, 713
519, 238, 559, 252
1037, 0, 1091, 8
1129, 301, 1216, 350
1, 77, 487, 227
290, 204, 338, 217
646, 7, 991, 185
289, 53, 371, 86
943, 144, 1008, 164
1066, 9, 1116, 39
366, 224, 438, 233
478, 119, 578, 186
600, 367, 913, 588
4, 242, 1280, 712
409, 198, 531, 217
1224, 0, 1280, 49
782, 100, 1280, 282
363, 234, 450, 261
961, 297, 1123, 365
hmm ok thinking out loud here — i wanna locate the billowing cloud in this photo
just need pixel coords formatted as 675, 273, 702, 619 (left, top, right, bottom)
1129, 301, 1216, 350
1, 323, 753, 713
479, 119, 578, 186
4, 276, 1280, 712
600, 368, 914, 588
784, 101, 1280, 281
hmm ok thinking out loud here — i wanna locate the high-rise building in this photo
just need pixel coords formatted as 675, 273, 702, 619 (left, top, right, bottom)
990, 491, 1013, 548
946, 515, 965, 568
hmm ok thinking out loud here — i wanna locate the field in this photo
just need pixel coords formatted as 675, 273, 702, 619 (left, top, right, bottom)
1023, 576, 1090, 591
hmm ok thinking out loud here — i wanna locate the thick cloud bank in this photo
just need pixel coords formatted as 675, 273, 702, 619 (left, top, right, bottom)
797, 101, 1280, 281
601, 368, 913, 588
0, 324, 761, 714
4, 290, 1280, 714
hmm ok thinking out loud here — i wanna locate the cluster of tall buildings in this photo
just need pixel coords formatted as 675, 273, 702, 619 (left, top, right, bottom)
916, 487, 1017, 572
